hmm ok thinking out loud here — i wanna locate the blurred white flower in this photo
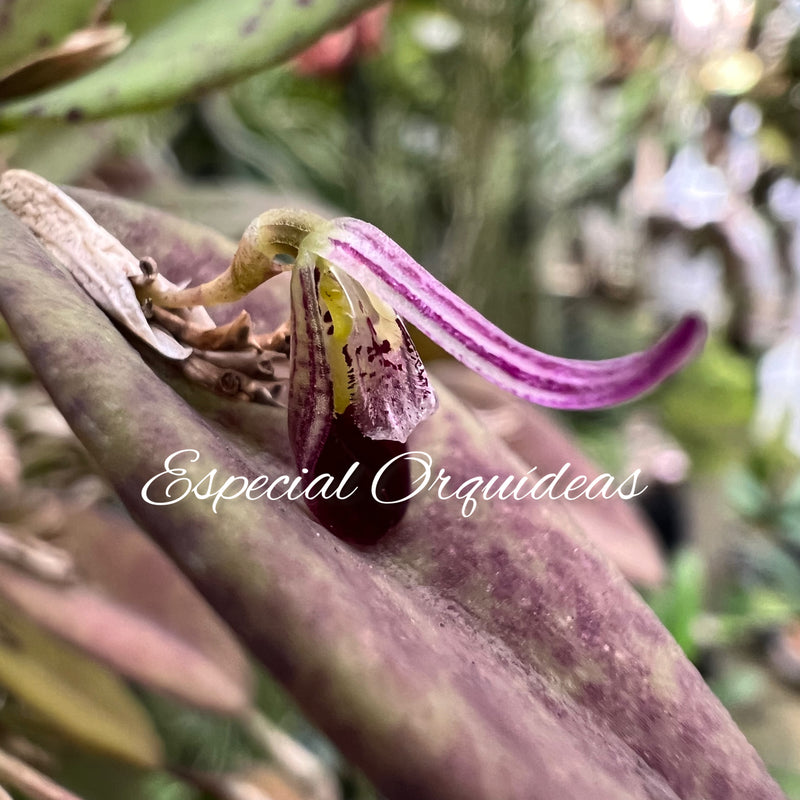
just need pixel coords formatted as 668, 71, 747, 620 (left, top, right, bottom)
754, 334, 800, 456
648, 237, 730, 327
674, 0, 754, 53
624, 413, 690, 485
720, 200, 784, 346
730, 100, 762, 136
411, 11, 463, 53
558, 85, 611, 156
767, 176, 800, 224
662, 145, 730, 228
727, 102, 762, 193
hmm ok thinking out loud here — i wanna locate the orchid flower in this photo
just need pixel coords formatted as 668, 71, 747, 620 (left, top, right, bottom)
135, 210, 706, 537
0, 168, 705, 542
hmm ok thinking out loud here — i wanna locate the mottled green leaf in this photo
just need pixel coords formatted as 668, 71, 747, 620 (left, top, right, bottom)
109, 0, 199, 37
0, 0, 97, 73
0, 192, 787, 800
0, 0, 385, 129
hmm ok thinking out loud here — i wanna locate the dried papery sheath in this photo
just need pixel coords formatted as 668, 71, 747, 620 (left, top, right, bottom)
0, 170, 204, 360
0, 24, 131, 100
305, 218, 708, 410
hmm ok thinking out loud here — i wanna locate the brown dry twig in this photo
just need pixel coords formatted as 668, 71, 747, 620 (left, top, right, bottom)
193, 349, 278, 380
148, 306, 260, 352
180, 356, 284, 406
131, 248, 292, 404
254, 321, 291, 356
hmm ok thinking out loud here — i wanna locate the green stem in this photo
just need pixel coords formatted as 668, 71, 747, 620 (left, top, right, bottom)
139, 209, 327, 308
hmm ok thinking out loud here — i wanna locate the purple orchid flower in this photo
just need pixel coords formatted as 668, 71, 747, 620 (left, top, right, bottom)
120, 207, 706, 541
274, 217, 705, 540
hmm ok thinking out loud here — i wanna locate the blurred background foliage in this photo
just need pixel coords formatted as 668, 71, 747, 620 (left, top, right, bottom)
3, 0, 800, 797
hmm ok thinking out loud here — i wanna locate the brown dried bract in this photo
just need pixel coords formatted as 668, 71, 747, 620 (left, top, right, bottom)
148, 306, 259, 352
254, 320, 292, 355
0, 25, 130, 100
145, 305, 290, 405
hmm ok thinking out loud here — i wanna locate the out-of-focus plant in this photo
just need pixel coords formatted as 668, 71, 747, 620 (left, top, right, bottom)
0, 0, 386, 124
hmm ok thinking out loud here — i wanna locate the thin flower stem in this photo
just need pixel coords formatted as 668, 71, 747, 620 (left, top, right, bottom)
138, 209, 325, 309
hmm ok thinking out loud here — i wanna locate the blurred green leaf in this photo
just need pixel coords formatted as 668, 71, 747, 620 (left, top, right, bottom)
745, 589, 796, 626
726, 467, 772, 519
139, 693, 259, 773
710, 664, 767, 709
0, 507, 254, 715
109, 0, 199, 37
0, 0, 97, 73
0, 0, 385, 129
738, 541, 800, 610
4, 121, 115, 182
772, 767, 800, 800
661, 338, 755, 471
782, 475, 800, 509
648, 548, 706, 662
0, 598, 163, 768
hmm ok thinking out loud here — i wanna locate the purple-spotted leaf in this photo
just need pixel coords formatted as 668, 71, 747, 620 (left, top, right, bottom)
0, 0, 388, 129
0, 0, 99, 74
0, 193, 786, 800
428, 361, 666, 587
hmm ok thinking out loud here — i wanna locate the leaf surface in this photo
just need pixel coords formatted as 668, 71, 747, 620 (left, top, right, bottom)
0, 507, 253, 714
0, 597, 163, 768
0, 0, 97, 73
0, 0, 385, 129
428, 360, 666, 587
0, 193, 787, 800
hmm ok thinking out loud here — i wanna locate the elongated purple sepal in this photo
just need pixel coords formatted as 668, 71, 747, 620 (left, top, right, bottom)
308, 219, 707, 410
